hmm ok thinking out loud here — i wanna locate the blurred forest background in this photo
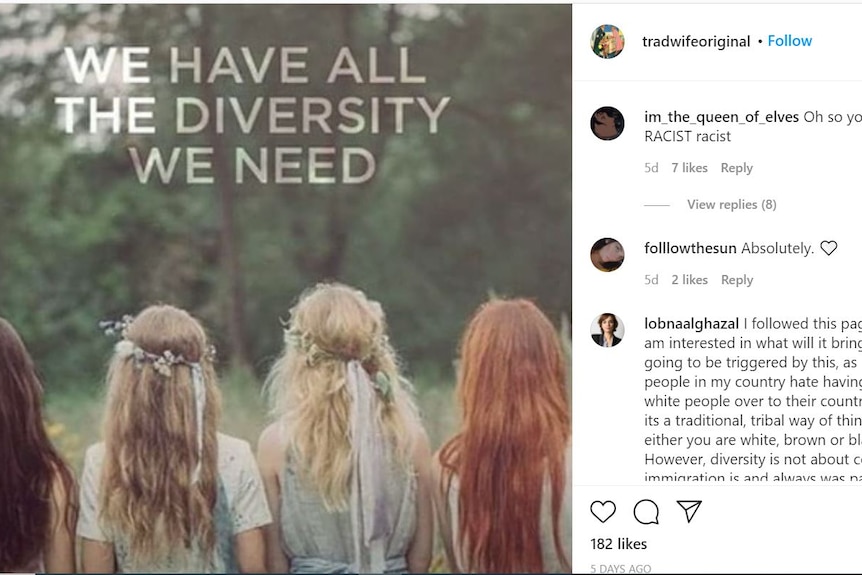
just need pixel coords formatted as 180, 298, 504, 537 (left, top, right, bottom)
0, 4, 572, 469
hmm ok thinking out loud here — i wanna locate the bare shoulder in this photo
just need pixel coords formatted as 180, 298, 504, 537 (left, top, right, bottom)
258, 421, 283, 450
257, 421, 286, 474
47, 460, 77, 537
430, 444, 457, 498
410, 423, 432, 462
49, 462, 74, 505
430, 439, 454, 476
430, 446, 444, 480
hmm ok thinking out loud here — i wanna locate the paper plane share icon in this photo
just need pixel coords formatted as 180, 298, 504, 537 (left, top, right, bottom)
676, 500, 702, 523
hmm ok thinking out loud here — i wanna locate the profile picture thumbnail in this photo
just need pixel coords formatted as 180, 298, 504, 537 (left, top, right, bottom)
591, 24, 625, 59
590, 238, 625, 272
591, 107, 624, 141
591, 313, 624, 348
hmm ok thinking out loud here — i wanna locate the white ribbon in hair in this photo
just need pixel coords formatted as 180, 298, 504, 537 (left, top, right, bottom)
346, 360, 391, 573
190, 363, 206, 484
113, 340, 207, 484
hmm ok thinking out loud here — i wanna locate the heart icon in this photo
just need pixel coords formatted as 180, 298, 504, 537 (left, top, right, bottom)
821, 240, 838, 256
590, 500, 616, 523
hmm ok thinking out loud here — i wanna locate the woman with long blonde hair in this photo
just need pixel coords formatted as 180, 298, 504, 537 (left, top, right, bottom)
435, 298, 572, 573
0, 318, 77, 573
257, 283, 434, 573
77, 304, 271, 573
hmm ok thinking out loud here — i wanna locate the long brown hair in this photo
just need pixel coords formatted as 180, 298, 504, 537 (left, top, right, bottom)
438, 299, 571, 573
99, 305, 222, 565
0, 318, 76, 570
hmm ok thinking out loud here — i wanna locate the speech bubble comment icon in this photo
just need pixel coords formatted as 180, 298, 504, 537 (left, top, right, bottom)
634, 499, 659, 525
590, 500, 616, 523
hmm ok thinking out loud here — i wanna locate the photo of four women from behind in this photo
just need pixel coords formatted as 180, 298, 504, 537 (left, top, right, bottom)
0, 283, 571, 574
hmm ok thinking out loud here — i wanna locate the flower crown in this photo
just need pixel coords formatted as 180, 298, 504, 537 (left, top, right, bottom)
100, 312, 211, 483
100, 316, 216, 377
281, 320, 395, 402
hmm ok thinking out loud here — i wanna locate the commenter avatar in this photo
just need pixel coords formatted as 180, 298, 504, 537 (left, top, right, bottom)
592, 313, 624, 347
591, 107, 625, 141
591, 238, 625, 272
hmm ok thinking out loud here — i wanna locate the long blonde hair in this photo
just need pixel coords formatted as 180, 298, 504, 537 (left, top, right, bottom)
266, 283, 418, 511
99, 305, 222, 564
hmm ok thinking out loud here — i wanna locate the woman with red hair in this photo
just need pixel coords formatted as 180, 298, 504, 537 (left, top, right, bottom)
434, 298, 571, 573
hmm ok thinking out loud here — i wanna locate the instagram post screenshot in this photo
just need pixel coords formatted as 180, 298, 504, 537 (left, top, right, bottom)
0, 4, 572, 574
575, 2, 862, 574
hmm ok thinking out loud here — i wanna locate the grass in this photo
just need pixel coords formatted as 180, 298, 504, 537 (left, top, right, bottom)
45, 386, 104, 473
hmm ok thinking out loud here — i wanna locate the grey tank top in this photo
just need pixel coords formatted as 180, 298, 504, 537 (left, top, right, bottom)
279, 453, 417, 574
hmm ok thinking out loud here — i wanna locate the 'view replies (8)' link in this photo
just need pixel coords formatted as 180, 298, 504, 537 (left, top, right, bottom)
573, 3, 862, 574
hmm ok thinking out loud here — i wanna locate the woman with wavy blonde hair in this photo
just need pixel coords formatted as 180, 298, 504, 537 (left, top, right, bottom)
257, 283, 433, 573
434, 298, 572, 573
77, 304, 271, 573
0, 318, 77, 573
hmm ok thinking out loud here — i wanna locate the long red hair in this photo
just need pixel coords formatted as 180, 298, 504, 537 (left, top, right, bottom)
0, 318, 76, 570
439, 299, 570, 573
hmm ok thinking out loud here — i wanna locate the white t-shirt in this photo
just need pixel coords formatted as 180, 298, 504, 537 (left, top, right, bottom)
77, 433, 272, 573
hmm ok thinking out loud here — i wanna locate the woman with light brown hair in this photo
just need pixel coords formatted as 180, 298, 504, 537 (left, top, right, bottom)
0, 318, 76, 573
257, 283, 434, 573
77, 304, 272, 573
434, 298, 572, 573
